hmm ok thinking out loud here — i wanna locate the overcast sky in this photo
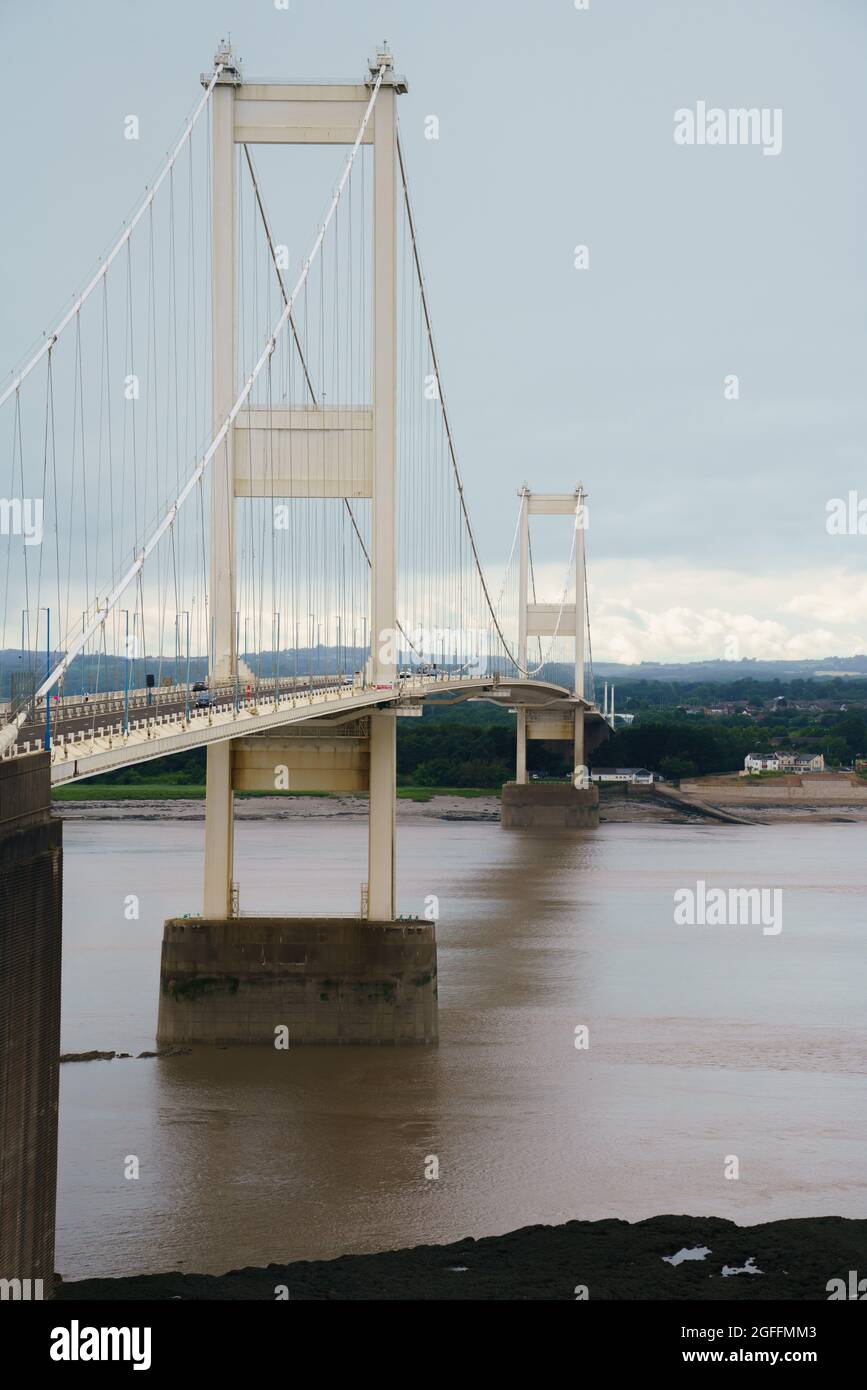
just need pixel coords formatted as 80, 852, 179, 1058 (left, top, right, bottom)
1, 0, 865, 663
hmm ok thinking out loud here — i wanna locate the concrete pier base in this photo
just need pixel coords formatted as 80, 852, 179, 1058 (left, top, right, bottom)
156, 917, 438, 1046
0, 753, 62, 1298
501, 781, 599, 829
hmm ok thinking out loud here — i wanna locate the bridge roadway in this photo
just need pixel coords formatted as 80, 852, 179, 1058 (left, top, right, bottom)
3, 674, 602, 787
12, 674, 346, 748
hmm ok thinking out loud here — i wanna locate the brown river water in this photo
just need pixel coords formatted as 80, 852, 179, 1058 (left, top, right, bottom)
56, 809, 867, 1280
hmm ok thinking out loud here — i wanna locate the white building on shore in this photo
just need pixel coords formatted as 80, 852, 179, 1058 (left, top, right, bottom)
744, 751, 825, 774
591, 767, 656, 785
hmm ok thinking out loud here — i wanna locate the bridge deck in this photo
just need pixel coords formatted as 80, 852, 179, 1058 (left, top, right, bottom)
2, 676, 603, 786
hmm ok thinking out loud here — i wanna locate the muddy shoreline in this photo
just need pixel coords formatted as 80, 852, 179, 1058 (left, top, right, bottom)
53, 793, 502, 823
54, 1214, 867, 1301
54, 790, 867, 826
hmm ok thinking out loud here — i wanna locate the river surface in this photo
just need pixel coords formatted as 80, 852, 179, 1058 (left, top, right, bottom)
56, 813, 867, 1280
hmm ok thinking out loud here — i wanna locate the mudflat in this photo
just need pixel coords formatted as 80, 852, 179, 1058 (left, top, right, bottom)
55, 1214, 867, 1301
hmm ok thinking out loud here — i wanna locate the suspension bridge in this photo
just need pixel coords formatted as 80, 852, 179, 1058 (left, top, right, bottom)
0, 36, 621, 1302
1, 39, 608, 968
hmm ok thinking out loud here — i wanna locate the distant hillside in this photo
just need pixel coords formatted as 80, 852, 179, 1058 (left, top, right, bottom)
3, 647, 867, 700
588, 656, 867, 683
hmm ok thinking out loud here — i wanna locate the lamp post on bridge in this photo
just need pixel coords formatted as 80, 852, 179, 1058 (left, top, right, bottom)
176, 611, 191, 721
273, 611, 281, 703
120, 609, 132, 733
234, 609, 241, 713
40, 608, 51, 751
19, 609, 34, 724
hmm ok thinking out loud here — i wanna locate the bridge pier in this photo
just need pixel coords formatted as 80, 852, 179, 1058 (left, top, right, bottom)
501, 781, 599, 829
503, 706, 602, 828
0, 753, 62, 1297
516, 708, 528, 784
368, 712, 396, 921
157, 917, 437, 1046
574, 704, 586, 773
167, 716, 437, 1045
203, 742, 235, 918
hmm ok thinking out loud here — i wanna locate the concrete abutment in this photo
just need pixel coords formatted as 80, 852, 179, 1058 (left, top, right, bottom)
501, 780, 599, 828
0, 753, 62, 1298
157, 917, 438, 1045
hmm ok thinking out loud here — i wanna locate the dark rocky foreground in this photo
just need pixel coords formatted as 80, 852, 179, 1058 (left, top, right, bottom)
56, 1215, 866, 1301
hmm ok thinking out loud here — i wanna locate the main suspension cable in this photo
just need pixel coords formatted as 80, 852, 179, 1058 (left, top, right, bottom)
0, 64, 226, 410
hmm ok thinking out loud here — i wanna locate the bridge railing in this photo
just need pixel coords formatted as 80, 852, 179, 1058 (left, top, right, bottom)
2, 669, 498, 766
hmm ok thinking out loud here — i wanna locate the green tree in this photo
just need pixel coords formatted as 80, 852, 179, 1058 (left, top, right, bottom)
659, 755, 698, 781
821, 736, 850, 767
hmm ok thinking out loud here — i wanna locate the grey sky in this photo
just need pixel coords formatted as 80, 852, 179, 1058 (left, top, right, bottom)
1, 0, 864, 661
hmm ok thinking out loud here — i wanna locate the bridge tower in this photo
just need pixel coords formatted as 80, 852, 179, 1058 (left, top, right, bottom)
501, 485, 601, 828
515, 486, 587, 781
159, 43, 436, 1047
202, 41, 404, 924
202, 41, 241, 920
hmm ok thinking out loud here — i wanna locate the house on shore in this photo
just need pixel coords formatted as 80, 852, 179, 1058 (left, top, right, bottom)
591, 767, 656, 785
744, 752, 780, 772
744, 751, 825, 774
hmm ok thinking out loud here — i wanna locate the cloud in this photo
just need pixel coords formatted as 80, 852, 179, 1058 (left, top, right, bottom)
526, 559, 867, 663
782, 574, 867, 627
